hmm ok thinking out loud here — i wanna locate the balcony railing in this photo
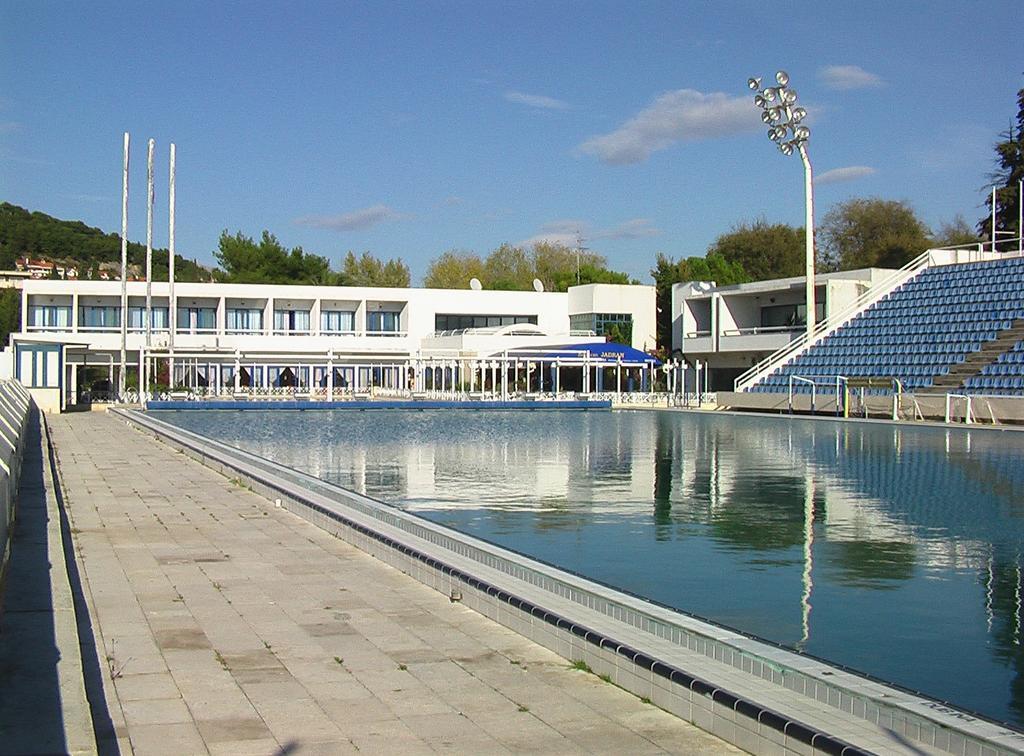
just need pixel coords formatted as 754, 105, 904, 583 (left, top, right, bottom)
720, 325, 801, 337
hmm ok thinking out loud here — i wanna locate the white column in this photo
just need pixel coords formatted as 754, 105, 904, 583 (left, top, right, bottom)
327, 354, 334, 400
798, 142, 816, 338
119, 131, 130, 399
168, 143, 176, 383
145, 138, 154, 351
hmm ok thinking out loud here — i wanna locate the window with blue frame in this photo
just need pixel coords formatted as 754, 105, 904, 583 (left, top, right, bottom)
176, 307, 217, 331
79, 305, 120, 329
226, 308, 262, 333
570, 312, 633, 342
367, 310, 401, 333
27, 304, 71, 329
321, 310, 356, 333
128, 306, 170, 330
273, 309, 311, 333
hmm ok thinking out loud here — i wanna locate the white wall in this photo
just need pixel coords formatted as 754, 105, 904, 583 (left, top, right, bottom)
567, 283, 656, 351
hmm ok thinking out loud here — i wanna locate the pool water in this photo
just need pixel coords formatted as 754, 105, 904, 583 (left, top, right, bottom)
158, 408, 1024, 728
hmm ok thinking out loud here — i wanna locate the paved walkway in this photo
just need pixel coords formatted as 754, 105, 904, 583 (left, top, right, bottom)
49, 412, 735, 755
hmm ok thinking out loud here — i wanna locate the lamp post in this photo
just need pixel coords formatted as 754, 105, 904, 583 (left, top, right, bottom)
748, 71, 816, 338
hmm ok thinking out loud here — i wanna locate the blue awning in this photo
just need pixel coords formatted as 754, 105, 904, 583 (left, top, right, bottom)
509, 342, 661, 365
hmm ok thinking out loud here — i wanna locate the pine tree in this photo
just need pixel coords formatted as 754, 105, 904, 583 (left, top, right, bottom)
979, 87, 1024, 249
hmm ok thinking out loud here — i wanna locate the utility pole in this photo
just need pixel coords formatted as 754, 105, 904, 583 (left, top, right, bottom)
575, 231, 589, 286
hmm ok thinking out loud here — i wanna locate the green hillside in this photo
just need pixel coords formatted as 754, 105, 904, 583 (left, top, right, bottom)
0, 202, 213, 282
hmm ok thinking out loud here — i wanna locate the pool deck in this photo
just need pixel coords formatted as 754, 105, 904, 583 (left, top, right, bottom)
17, 411, 735, 754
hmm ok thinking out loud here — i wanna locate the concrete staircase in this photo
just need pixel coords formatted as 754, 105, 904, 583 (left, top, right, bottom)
927, 318, 1024, 391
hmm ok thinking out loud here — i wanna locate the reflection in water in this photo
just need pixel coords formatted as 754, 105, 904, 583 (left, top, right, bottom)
159, 408, 1024, 728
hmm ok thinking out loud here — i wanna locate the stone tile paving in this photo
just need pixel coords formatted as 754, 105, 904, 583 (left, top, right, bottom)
50, 413, 737, 755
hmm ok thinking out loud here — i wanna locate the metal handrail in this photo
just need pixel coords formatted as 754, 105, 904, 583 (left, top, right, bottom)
945, 392, 974, 425
734, 249, 933, 392
788, 375, 816, 414
835, 375, 848, 417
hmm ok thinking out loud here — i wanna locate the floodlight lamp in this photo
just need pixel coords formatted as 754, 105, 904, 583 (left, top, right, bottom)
791, 106, 807, 122
773, 125, 789, 140
769, 106, 784, 123
763, 87, 777, 102
768, 128, 781, 142
794, 125, 810, 140
748, 77, 762, 90
780, 142, 795, 156
776, 70, 789, 86
761, 110, 774, 124
782, 89, 798, 105
754, 94, 766, 108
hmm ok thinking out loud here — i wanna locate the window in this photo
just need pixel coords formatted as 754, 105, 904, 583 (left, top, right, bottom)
273, 309, 311, 333
760, 302, 825, 330
79, 305, 120, 329
226, 308, 263, 333
572, 312, 632, 342
27, 305, 71, 330
367, 311, 401, 333
434, 314, 537, 332
321, 310, 355, 333
176, 307, 217, 332
128, 307, 169, 331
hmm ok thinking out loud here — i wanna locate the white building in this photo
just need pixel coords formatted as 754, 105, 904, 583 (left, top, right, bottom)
671, 268, 895, 390
8, 279, 656, 411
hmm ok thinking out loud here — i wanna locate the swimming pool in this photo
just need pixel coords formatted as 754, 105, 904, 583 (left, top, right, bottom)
157, 408, 1024, 728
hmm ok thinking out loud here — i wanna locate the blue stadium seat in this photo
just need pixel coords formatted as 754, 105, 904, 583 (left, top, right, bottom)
748, 256, 1024, 397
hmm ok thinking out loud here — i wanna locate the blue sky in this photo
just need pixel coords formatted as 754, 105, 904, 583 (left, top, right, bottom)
2, 1, 1021, 284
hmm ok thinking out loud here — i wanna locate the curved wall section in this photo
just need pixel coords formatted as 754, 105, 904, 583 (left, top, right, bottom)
0, 381, 34, 590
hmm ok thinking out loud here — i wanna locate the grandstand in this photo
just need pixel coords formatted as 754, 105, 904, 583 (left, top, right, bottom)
740, 254, 1024, 400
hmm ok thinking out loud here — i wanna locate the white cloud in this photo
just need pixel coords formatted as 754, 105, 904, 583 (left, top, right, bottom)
815, 165, 877, 185
294, 204, 403, 232
520, 218, 661, 247
504, 91, 570, 111
818, 65, 883, 91
593, 218, 661, 240
577, 89, 761, 165
519, 219, 586, 248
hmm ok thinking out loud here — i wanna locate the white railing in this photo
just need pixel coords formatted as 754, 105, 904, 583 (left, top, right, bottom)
788, 375, 816, 414
734, 250, 933, 392
721, 325, 802, 337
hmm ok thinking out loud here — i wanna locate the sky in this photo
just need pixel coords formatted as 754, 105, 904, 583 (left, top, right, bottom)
2, 1, 1021, 285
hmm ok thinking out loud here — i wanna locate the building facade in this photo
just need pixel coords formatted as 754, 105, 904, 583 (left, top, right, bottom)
671, 268, 895, 390
7, 279, 656, 411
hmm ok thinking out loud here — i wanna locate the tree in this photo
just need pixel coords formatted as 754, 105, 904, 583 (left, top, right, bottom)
338, 251, 410, 287
819, 198, 930, 270
650, 252, 750, 353
425, 240, 634, 292
483, 243, 534, 290
0, 202, 213, 282
423, 250, 487, 288
0, 288, 20, 348
708, 219, 805, 281
215, 230, 335, 285
978, 87, 1024, 248
932, 215, 979, 248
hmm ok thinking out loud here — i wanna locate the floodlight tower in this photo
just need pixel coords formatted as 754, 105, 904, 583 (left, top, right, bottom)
748, 71, 816, 338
